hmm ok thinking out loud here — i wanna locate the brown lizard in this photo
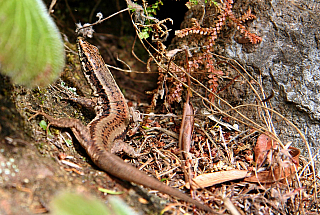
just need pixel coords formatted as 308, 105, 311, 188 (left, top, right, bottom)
32, 37, 213, 213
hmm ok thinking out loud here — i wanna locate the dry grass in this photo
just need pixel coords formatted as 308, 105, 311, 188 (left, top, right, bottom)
75, 2, 320, 213
126, 32, 319, 213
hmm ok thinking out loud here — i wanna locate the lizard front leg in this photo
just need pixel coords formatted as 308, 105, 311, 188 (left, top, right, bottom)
51, 91, 140, 157
30, 111, 95, 150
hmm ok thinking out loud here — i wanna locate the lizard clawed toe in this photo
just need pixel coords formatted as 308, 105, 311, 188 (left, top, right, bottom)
27, 109, 55, 136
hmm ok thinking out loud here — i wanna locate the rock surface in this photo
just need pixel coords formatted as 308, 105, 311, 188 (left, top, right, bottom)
224, 0, 320, 155
171, 0, 319, 158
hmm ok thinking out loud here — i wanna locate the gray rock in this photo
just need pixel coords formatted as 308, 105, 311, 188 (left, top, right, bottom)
224, 0, 320, 157
171, 0, 320, 158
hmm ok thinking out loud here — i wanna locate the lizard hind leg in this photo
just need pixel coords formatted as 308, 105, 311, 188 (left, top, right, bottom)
28, 110, 55, 136
111, 139, 141, 158
29, 110, 91, 141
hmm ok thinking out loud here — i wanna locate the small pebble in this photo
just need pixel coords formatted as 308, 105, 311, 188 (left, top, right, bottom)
4, 169, 10, 175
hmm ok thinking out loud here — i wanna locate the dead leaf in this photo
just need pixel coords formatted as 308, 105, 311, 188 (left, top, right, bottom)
185, 170, 249, 189
254, 134, 278, 167
245, 146, 300, 183
179, 100, 194, 160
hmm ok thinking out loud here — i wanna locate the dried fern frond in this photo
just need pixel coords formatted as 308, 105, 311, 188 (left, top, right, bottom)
175, 0, 262, 45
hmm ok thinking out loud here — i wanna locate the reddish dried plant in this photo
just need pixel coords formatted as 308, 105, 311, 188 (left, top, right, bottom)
156, 51, 223, 107
188, 50, 223, 103
175, 0, 262, 46
154, 0, 261, 107
157, 63, 187, 106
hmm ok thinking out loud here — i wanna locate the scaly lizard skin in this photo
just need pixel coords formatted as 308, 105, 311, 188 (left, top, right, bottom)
33, 37, 212, 213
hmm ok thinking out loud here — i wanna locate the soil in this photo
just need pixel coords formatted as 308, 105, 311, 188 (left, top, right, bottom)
0, 28, 162, 215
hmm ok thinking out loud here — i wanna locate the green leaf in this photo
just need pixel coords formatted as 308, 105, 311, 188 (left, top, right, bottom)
65, 139, 73, 146
51, 192, 138, 215
108, 196, 139, 215
138, 31, 150, 39
39, 120, 48, 130
0, 0, 65, 88
51, 192, 111, 215
160, 177, 169, 182
98, 187, 124, 195
39, 119, 51, 135
128, 5, 136, 12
